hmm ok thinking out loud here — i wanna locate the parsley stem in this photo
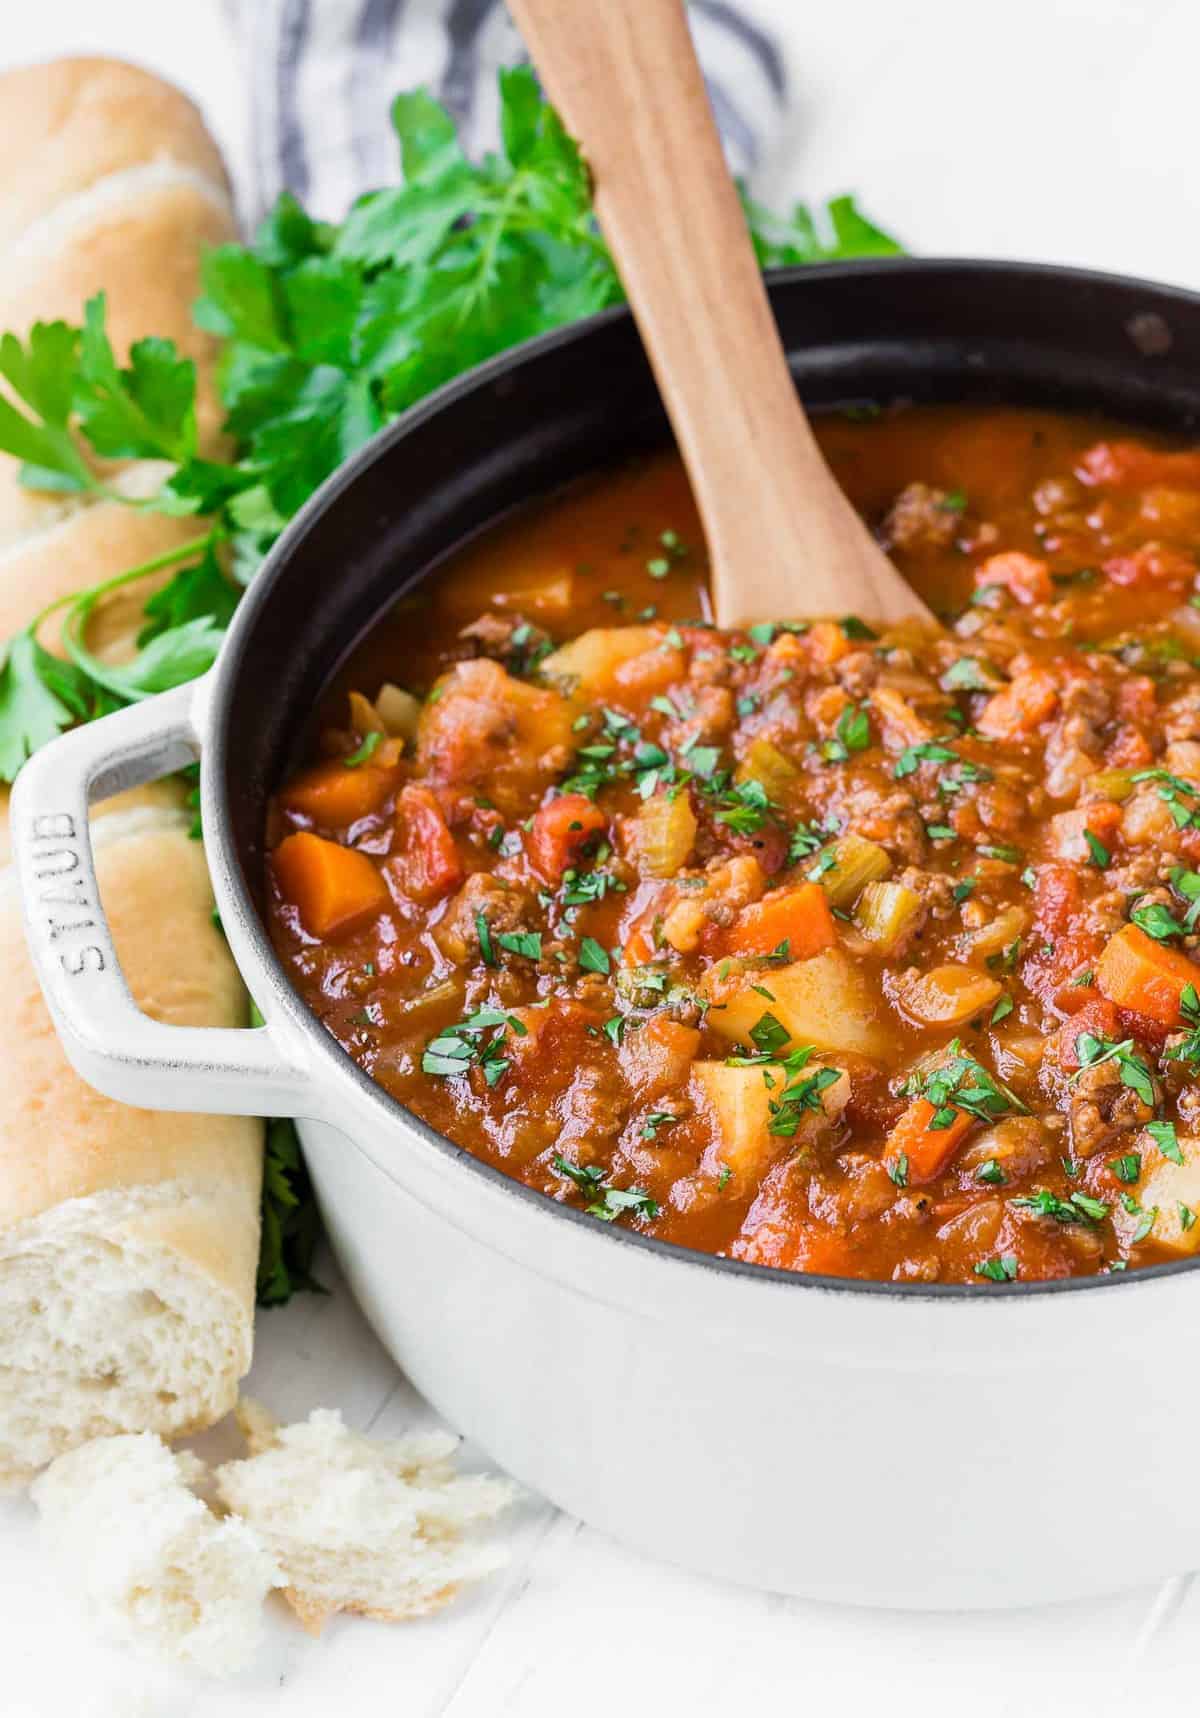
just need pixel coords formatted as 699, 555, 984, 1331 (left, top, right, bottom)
26, 530, 217, 637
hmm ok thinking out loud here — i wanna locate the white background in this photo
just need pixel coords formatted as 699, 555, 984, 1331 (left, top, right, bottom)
3, 1, 1200, 1713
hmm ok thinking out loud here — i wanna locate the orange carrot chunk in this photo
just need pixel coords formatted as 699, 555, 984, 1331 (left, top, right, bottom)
723, 881, 837, 960
884, 1097, 975, 1185
273, 831, 389, 938
528, 793, 608, 884
282, 758, 398, 825
1095, 924, 1200, 1027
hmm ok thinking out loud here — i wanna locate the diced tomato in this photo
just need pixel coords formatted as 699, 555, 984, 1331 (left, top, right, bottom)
977, 667, 1059, 740
527, 793, 608, 884
1077, 440, 1200, 492
1103, 542, 1195, 589
1032, 862, 1083, 938
1055, 999, 1121, 1070
1115, 677, 1158, 724
974, 551, 1052, 606
391, 784, 464, 903
1048, 801, 1124, 862
1105, 725, 1154, 770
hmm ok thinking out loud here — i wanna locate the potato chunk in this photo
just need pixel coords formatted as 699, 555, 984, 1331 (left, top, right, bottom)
692, 1059, 849, 1179
703, 949, 894, 1059
541, 625, 666, 694
1139, 1133, 1200, 1255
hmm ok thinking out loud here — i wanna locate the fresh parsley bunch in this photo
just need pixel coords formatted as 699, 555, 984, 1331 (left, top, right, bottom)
0, 66, 898, 785
0, 68, 899, 1300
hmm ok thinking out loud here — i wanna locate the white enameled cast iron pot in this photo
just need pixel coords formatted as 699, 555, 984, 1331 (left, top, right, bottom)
14, 261, 1200, 1609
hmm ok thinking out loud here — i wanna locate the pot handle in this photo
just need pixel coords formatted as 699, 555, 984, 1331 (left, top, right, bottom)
9, 677, 313, 1117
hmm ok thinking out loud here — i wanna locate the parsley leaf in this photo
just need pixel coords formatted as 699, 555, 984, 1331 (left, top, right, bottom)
0, 630, 91, 779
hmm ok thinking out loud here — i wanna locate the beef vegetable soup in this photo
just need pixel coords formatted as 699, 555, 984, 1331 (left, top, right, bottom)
266, 404, 1200, 1285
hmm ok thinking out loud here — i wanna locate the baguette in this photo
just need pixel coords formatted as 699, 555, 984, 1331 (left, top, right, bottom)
0, 60, 263, 1485
0, 805, 262, 1483
0, 59, 234, 548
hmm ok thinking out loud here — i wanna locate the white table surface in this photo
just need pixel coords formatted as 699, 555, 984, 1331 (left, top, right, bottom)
4, 1, 1200, 1712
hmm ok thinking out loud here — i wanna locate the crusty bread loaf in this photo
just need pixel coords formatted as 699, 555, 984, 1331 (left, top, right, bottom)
0, 58, 235, 548
32, 1431, 280, 1673
0, 803, 263, 1483
0, 58, 230, 248
0, 59, 263, 1487
215, 1402, 515, 1635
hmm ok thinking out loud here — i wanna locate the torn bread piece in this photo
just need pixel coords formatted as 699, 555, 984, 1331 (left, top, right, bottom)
215, 1402, 516, 1635
32, 1432, 281, 1675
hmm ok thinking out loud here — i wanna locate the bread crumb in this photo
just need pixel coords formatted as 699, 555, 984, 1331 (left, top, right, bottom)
216, 1401, 515, 1634
32, 1432, 281, 1674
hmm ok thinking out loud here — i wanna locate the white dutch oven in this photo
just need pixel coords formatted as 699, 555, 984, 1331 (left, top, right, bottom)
13, 261, 1200, 1608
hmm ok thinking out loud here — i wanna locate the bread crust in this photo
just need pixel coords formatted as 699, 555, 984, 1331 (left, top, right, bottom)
0, 58, 230, 247
0, 170, 234, 460
0, 60, 262, 1484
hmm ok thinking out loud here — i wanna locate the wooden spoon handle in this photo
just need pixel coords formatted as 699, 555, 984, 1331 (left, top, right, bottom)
509, 0, 930, 627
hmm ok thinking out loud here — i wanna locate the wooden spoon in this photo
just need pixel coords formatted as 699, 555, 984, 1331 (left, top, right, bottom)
508, 0, 932, 629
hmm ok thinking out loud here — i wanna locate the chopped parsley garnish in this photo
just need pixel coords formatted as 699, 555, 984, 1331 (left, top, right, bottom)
1073, 1034, 1157, 1106
787, 819, 831, 862
1148, 1119, 1183, 1164
1130, 900, 1184, 941
990, 994, 1014, 1025
1166, 983, 1200, 1068
974, 1255, 1019, 1282
579, 937, 612, 975
903, 1039, 1026, 1127
888, 1152, 909, 1188
344, 730, 381, 766
474, 910, 497, 967
1169, 866, 1200, 931
1011, 1188, 1109, 1225
749, 1012, 791, 1057
717, 1165, 733, 1191
422, 1007, 527, 1087
822, 702, 871, 762
953, 877, 978, 903
551, 1155, 660, 1223
641, 1110, 678, 1139
497, 930, 542, 960
894, 740, 960, 779
1131, 768, 1200, 832
1121, 1193, 1158, 1244
1083, 830, 1110, 869
839, 616, 878, 641
942, 656, 999, 691
1110, 1152, 1142, 1185
713, 776, 772, 834
561, 864, 624, 907
978, 843, 1023, 864
975, 1158, 1006, 1185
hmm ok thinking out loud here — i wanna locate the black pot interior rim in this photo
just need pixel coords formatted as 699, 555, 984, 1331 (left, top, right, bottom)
211, 255, 1200, 1306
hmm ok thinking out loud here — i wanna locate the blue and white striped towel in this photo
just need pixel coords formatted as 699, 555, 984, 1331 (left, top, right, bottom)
226, 0, 788, 222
